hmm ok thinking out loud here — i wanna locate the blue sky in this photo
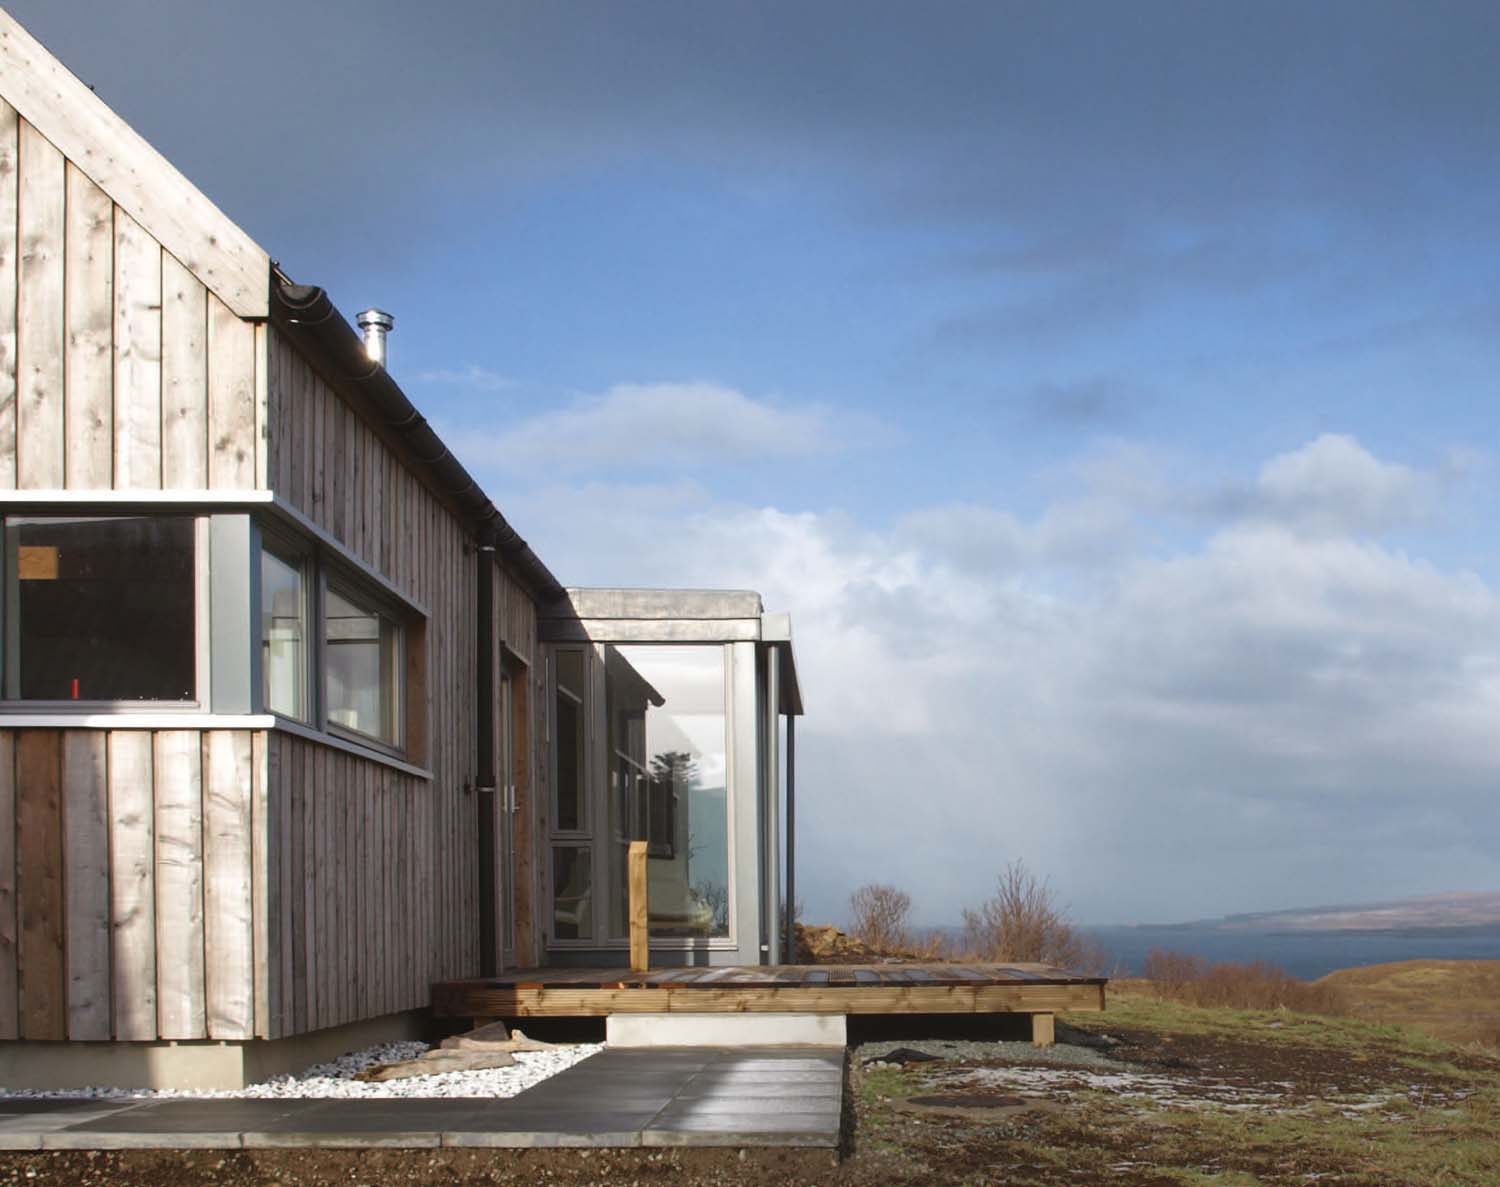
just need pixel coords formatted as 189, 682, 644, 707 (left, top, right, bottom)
14, 0, 1500, 926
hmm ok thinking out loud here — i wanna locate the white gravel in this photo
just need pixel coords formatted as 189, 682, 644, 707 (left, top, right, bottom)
0, 1040, 603, 1101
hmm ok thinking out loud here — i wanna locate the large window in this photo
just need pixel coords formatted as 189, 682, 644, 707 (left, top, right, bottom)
325, 584, 402, 748
260, 544, 307, 720
3, 516, 196, 702
607, 645, 729, 940
256, 538, 415, 758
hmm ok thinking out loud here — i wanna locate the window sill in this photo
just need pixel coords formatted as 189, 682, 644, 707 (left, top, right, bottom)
271, 716, 433, 781
0, 711, 276, 729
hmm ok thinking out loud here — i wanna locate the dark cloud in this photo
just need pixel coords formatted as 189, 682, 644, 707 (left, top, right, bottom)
1028, 377, 1142, 429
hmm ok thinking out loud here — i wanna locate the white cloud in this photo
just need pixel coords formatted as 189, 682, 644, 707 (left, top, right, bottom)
457, 382, 867, 472
1251, 433, 1427, 534
492, 433, 1500, 929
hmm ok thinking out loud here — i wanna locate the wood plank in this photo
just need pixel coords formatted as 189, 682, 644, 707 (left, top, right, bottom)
152, 729, 204, 1039
62, 164, 113, 488
291, 736, 308, 1034
61, 731, 110, 1039
112, 209, 161, 489
207, 294, 255, 487
0, 10, 270, 318
296, 737, 312, 1034
15, 730, 63, 1039
0, 101, 17, 488
430, 981, 1108, 1019
0, 734, 15, 1038
159, 253, 207, 488
251, 729, 273, 1038
275, 735, 293, 1036
203, 730, 253, 1039
253, 321, 268, 488
628, 840, 648, 972
15, 118, 64, 490
1032, 1012, 1056, 1047
108, 731, 156, 1039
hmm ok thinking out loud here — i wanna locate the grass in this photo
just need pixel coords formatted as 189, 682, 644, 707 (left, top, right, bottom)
848, 983, 1500, 1186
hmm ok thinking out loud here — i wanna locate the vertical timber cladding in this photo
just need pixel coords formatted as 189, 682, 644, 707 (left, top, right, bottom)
0, 100, 264, 493
265, 326, 539, 1032
0, 728, 266, 1042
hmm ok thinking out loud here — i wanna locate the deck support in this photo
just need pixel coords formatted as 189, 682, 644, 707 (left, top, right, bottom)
1031, 1012, 1055, 1047
628, 841, 649, 973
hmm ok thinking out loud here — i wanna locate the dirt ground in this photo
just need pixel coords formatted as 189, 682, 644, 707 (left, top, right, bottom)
5, 995, 1498, 1186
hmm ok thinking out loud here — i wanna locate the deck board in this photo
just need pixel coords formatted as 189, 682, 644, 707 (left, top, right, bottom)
434, 962, 1106, 1019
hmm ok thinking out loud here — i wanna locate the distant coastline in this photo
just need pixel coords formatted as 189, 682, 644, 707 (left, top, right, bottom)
1080, 896, 1500, 980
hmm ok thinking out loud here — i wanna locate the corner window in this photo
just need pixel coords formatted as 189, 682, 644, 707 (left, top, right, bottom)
3, 516, 197, 702
325, 584, 402, 748
260, 544, 307, 721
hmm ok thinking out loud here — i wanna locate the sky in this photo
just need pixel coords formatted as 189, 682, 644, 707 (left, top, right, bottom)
12, 0, 1500, 927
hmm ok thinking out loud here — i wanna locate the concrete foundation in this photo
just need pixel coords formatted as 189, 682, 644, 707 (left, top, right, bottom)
606, 1012, 846, 1049
0, 1010, 426, 1091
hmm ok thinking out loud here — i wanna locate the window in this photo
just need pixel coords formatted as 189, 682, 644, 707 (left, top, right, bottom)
609, 645, 729, 940
3, 516, 197, 702
324, 584, 402, 748
552, 845, 592, 941
553, 647, 586, 832
260, 544, 307, 720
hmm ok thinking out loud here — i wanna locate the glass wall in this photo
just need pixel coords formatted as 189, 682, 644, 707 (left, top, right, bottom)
3, 516, 196, 702
603, 645, 729, 940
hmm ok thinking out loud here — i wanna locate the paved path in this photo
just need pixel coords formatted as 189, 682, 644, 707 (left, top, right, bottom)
0, 1048, 843, 1151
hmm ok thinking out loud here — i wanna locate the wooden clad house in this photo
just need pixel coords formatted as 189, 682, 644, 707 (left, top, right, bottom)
0, 10, 803, 1089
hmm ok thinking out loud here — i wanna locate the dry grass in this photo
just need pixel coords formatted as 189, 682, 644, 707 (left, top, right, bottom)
1321, 959, 1500, 1049
1142, 947, 1349, 1014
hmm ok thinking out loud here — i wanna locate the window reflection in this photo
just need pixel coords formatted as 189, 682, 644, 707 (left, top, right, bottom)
325, 585, 400, 746
604, 645, 729, 940
260, 546, 305, 719
4, 516, 196, 701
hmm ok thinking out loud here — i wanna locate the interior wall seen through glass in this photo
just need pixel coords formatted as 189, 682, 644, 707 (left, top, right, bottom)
260, 546, 306, 719
604, 644, 729, 940
4, 516, 196, 701
553, 647, 585, 832
552, 844, 592, 941
325, 585, 400, 745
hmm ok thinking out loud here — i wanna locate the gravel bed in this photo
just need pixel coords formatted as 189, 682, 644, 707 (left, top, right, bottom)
0, 1040, 603, 1101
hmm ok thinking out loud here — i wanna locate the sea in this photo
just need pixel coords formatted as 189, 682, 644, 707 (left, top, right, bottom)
1081, 923, 1500, 981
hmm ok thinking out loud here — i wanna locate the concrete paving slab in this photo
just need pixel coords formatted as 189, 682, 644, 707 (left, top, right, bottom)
0, 1043, 845, 1152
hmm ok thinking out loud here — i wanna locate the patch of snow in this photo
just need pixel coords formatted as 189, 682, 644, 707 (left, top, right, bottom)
0, 1041, 603, 1101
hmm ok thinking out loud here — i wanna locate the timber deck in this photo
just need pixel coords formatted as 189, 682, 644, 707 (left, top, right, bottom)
432, 963, 1107, 1019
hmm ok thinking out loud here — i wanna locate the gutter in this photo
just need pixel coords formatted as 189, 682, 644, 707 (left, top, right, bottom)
269, 276, 565, 602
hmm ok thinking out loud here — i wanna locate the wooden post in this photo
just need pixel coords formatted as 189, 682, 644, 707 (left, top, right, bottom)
628, 841, 648, 973
1031, 1012, 1056, 1048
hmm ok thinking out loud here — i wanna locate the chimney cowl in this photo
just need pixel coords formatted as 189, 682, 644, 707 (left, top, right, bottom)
357, 307, 394, 367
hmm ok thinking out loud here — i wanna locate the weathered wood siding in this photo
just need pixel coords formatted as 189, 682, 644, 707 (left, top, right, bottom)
0, 728, 267, 1041
264, 327, 541, 1035
0, 100, 266, 493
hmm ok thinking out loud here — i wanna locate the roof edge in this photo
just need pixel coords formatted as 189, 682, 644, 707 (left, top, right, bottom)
269, 277, 564, 602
